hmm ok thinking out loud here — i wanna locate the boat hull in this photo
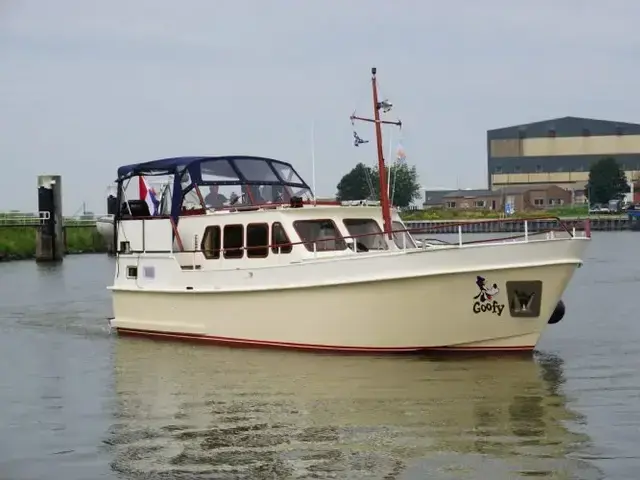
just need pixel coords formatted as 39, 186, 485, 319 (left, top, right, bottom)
111, 255, 582, 353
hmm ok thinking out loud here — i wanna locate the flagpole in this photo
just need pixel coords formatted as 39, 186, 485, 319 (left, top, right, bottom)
311, 120, 317, 206
386, 128, 393, 201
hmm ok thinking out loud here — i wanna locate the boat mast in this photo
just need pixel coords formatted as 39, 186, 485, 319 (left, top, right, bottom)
350, 67, 401, 239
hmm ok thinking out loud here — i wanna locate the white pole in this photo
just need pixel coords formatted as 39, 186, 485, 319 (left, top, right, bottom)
311, 120, 317, 205
387, 128, 393, 200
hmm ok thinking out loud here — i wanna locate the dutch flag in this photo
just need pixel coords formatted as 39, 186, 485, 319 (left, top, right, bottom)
139, 176, 160, 215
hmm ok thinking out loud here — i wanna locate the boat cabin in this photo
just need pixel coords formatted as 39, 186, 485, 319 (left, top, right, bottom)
113, 155, 418, 271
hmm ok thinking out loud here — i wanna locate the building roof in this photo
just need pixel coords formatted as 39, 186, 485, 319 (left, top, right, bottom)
443, 189, 495, 198
423, 189, 457, 205
487, 116, 640, 140
443, 185, 562, 199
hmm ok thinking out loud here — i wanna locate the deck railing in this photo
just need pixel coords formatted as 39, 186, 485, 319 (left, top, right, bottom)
118, 215, 590, 258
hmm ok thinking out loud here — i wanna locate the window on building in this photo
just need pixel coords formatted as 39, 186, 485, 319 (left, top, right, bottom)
343, 218, 388, 251
201, 226, 221, 259
535, 164, 542, 173
548, 198, 564, 206
518, 129, 527, 139
271, 222, 292, 254
533, 198, 544, 206
223, 224, 244, 259
246, 223, 269, 258
293, 219, 347, 252
582, 128, 591, 137
445, 201, 457, 208
514, 165, 521, 173
494, 166, 502, 174
474, 200, 486, 208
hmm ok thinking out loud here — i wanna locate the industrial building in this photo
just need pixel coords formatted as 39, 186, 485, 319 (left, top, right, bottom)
487, 116, 640, 203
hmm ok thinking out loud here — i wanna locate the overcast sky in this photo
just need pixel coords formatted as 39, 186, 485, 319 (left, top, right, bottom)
2, 0, 640, 214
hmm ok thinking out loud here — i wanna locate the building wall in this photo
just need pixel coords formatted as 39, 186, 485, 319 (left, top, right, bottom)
444, 186, 572, 211
490, 135, 640, 158
487, 117, 640, 195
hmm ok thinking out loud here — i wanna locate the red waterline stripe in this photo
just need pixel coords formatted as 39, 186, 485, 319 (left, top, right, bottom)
114, 328, 534, 353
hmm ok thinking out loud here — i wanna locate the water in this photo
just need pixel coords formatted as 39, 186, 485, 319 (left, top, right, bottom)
0, 233, 638, 479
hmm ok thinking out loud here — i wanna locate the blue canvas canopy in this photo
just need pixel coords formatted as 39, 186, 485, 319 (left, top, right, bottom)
115, 155, 312, 225
116, 155, 309, 188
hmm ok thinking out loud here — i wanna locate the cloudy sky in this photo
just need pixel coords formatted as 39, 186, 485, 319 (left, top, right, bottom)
2, 0, 639, 214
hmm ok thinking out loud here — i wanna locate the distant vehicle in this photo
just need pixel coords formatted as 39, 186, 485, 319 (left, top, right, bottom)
589, 200, 624, 215
589, 203, 610, 214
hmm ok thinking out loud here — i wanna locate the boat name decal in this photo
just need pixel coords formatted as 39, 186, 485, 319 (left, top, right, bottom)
473, 275, 505, 316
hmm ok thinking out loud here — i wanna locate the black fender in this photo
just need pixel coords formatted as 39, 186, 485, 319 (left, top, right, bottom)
548, 299, 565, 325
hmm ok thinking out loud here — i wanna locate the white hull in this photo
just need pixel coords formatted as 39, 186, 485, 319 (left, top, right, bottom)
110, 234, 588, 353
95, 215, 114, 244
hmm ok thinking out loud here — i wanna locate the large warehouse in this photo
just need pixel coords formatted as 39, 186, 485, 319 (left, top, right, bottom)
487, 116, 640, 202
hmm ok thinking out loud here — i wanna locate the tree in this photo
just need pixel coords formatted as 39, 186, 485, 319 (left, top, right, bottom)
336, 163, 375, 201
371, 163, 421, 208
585, 157, 630, 204
336, 162, 421, 208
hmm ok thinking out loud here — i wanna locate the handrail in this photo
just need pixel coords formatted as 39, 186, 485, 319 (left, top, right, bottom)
118, 216, 587, 256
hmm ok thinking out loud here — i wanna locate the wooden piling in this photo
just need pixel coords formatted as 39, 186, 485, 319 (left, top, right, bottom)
35, 174, 64, 262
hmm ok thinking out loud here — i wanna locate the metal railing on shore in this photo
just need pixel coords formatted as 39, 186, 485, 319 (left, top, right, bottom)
0, 211, 107, 227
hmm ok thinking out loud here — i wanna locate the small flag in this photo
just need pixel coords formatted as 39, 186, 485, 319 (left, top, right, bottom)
396, 142, 406, 164
139, 176, 159, 215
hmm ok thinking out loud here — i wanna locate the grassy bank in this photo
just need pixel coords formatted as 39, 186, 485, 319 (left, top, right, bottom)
0, 226, 107, 261
399, 205, 592, 221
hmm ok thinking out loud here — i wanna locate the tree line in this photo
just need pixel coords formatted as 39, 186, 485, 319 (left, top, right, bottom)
333, 155, 633, 209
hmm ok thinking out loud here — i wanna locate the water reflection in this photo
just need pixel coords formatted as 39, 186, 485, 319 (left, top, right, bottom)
106, 339, 598, 479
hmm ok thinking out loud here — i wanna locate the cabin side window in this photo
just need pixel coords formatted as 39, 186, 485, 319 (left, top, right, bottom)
271, 222, 292, 254
223, 224, 244, 259
392, 220, 417, 249
201, 226, 221, 259
343, 218, 388, 251
246, 223, 269, 258
293, 219, 347, 252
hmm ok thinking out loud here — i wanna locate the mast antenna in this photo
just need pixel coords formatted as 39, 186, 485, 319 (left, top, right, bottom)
349, 67, 402, 239
311, 120, 317, 205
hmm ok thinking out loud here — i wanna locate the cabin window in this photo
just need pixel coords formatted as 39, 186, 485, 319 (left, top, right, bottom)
343, 218, 388, 251
126, 266, 138, 278
271, 222, 292, 254
293, 219, 347, 252
392, 220, 417, 249
223, 224, 244, 259
234, 158, 279, 182
246, 223, 269, 258
201, 226, 221, 259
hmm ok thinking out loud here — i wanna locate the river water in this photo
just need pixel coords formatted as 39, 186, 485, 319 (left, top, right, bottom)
0, 232, 638, 479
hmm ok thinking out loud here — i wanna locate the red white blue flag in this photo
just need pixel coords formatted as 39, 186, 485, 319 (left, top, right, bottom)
139, 176, 159, 215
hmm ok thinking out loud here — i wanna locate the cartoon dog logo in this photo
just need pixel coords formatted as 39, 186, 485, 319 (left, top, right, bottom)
474, 276, 500, 302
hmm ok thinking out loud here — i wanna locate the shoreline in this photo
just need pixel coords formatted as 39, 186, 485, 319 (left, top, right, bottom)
0, 226, 108, 263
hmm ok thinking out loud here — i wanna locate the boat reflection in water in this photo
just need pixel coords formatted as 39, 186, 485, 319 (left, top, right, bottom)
105, 339, 600, 479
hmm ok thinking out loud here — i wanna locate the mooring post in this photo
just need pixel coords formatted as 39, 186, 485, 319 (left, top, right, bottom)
36, 175, 64, 263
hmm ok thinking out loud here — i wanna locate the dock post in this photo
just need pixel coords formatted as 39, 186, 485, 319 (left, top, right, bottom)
36, 175, 64, 262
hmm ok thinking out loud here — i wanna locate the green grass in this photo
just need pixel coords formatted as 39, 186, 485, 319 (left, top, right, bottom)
0, 226, 107, 260
399, 205, 592, 221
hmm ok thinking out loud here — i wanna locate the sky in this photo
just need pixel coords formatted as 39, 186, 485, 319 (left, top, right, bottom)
2, 0, 640, 215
